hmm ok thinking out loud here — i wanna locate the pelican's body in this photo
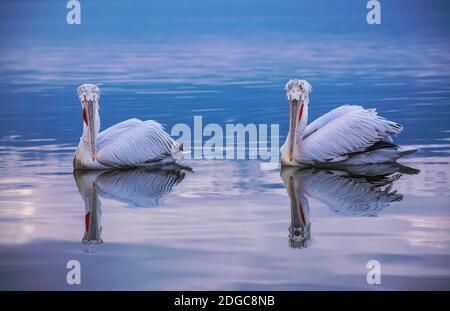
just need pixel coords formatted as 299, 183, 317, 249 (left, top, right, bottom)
74, 84, 182, 170
280, 80, 417, 167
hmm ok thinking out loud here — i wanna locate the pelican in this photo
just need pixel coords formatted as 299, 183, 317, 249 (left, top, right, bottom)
280, 79, 417, 166
74, 84, 183, 169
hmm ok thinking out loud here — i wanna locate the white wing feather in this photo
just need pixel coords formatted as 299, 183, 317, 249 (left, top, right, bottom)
97, 119, 178, 167
299, 105, 403, 163
302, 105, 361, 139
97, 118, 141, 151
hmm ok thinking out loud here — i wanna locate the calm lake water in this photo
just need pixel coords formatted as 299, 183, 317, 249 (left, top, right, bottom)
0, 0, 450, 290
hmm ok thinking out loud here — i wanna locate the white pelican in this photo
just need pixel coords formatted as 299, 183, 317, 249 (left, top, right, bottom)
280, 79, 417, 166
74, 84, 182, 170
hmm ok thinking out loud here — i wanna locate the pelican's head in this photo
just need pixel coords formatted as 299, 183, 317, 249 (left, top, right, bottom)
77, 84, 100, 161
285, 79, 311, 103
285, 79, 312, 161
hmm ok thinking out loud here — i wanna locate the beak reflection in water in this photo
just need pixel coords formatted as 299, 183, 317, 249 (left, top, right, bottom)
287, 175, 311, 249
83, 182, 102, 245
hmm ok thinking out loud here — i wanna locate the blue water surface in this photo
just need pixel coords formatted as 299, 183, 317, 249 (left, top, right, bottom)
0, 0, 449, 290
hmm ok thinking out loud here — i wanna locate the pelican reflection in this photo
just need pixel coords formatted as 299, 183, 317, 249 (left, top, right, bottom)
280, 163, 419, 249
74, 167, 189, 245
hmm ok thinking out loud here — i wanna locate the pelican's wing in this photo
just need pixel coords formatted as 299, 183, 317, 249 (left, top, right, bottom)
300, 105, 403, 163
302, 105, 359, 140
297, 169, 403, 216
97, 118, 142, 150
95, 168, 185, 207
97, 119, 179, 167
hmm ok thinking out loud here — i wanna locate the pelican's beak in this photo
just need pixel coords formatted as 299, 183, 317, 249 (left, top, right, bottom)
288, 97, 302, 162
84, 100, 97, 161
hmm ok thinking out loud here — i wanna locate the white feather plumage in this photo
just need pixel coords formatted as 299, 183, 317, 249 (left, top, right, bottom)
97, 119, 179, 168
300, 105, 403, 163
